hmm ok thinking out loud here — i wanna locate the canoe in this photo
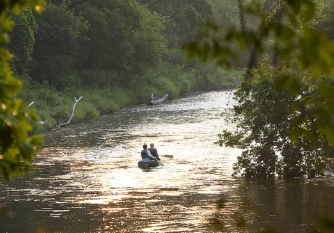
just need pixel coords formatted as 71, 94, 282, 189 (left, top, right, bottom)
138, 160, 159, 168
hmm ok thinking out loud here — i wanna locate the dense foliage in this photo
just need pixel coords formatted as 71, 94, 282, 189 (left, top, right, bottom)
0, 0, 45, 181
185, 0, 334, 178
137, 0, 214, 47
9, 0, 220, 90
218, 59, 334, 178
4, 0, 242, 132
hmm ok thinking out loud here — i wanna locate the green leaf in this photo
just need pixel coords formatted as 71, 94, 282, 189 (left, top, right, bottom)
183, 42, 200, 60
200, 43, 210, 62
287, 78, 302, 97
319, 82, 332, 99
274, 75, 290, 91
236, 34, 247, 51
286, 0, 303, 14
0, 0, 44, 181
301, 1, 315, 23
205, 22, 218, 31
324, 126, 334, 145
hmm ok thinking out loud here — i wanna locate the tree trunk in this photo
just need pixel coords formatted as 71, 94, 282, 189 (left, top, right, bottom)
58, 96, 82, 127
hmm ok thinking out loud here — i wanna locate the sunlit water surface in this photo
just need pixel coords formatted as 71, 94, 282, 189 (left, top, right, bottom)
1, 91, 334, 233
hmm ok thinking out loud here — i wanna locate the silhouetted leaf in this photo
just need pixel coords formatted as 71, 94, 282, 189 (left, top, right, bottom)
301, 1, 315, 22
274, 75, 290, 91
324, 126, 334, 145
319, 82, 332, 99
287, 78, 302, 97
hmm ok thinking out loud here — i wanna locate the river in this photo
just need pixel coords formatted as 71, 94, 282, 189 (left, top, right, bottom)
1, 91, 334, 233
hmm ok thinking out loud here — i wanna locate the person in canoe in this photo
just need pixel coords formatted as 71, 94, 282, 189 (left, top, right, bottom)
148, 143, 160, 161
141, 143, 157, 162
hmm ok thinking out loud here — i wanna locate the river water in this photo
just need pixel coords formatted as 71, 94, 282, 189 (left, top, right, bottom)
1, 91, 334, 233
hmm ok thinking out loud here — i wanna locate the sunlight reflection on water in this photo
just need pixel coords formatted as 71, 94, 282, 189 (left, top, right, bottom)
4, 91, 239, 232
1, 91, 334, 233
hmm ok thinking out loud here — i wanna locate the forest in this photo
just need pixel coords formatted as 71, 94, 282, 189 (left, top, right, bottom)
7, 0, 242, 131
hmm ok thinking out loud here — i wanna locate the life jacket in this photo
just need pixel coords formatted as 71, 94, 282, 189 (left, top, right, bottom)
141, 149, 149, 159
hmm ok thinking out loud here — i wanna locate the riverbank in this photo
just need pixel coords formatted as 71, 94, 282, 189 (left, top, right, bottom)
19, 65, 243, 132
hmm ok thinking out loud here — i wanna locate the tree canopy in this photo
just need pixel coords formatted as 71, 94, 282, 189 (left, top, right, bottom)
185, 0, 334, 178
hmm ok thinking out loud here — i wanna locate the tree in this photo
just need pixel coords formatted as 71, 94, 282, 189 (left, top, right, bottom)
218, 59, 334, 178
30, 1, 88, 89
210, 0, 240, 29
0, 0, 45, 181
184, 0, 334, 178
137, 0, 214, 48
130, 4, 167, 77
8, 9, 38, 75
313, 0, 334, 40
70, 0, 167, 86
71, 0, 139, 74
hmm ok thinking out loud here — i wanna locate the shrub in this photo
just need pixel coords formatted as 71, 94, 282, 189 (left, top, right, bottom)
73, 101, 99, 122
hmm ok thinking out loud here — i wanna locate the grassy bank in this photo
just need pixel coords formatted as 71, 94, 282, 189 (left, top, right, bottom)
19, 64, 243, 132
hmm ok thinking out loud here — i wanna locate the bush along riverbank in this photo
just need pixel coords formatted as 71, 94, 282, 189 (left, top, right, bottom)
18, 64, 243, 132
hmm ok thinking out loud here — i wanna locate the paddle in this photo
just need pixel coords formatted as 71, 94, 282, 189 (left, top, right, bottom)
157, 158, 164, 166
160, 155, 173, 158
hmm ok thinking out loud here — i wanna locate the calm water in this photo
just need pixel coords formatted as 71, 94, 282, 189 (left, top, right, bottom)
1, 91, 334, 233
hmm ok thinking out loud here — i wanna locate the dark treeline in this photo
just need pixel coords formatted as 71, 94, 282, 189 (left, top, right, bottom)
8, 0, 241, 130
11, 0, 169, 88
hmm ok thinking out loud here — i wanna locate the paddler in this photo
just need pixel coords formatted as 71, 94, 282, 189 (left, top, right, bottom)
141, 143, 157, 162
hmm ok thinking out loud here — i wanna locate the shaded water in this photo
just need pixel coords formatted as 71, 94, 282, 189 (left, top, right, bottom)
1, 91, 334, 233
